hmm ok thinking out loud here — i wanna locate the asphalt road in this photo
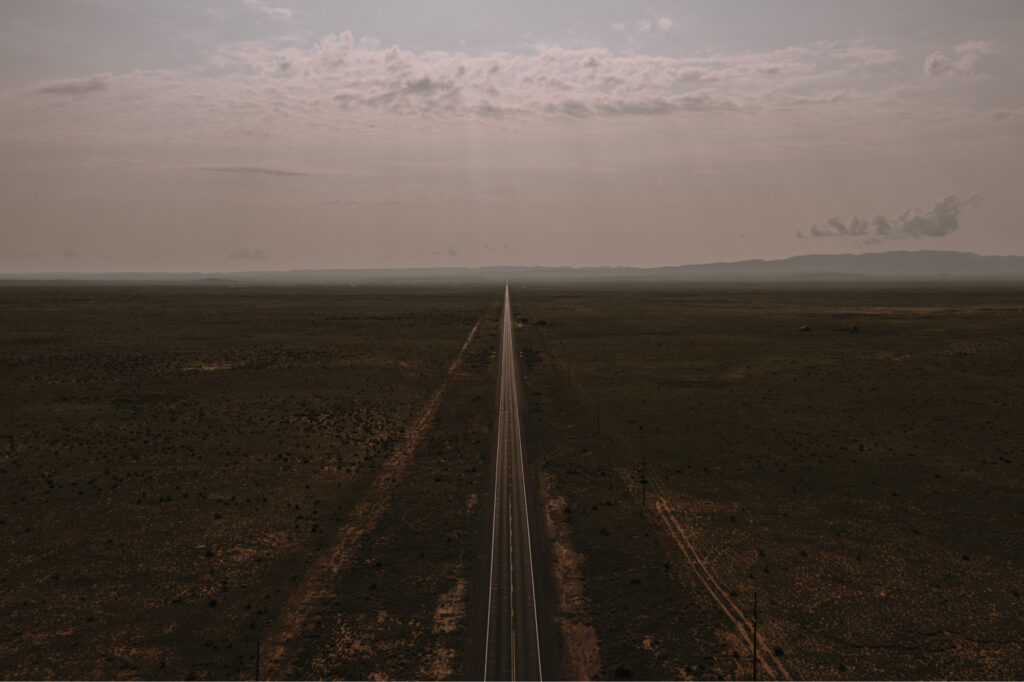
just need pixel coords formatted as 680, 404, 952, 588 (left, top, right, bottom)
482, 285, 544, 681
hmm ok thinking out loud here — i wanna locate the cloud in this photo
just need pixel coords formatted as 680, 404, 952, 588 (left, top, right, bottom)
34, 73, 111, 95
199, 166, 310, 176
924, 41, 994, 78
319, 38, 747, 119
205, 35, 759, 122
240, 0, 292, 19
611, 18, 672, 34
230, 248, 266, 260
63, 249, 79, 258
4, 34, 998, 146
808, 195, 981, 239
447, 247, 458, 257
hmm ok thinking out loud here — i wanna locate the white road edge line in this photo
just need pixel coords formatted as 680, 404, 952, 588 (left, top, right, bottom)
485, 285, 512, 681
483, 336, 504, 681
509, 286, 544, 681
484, 284, 544, 681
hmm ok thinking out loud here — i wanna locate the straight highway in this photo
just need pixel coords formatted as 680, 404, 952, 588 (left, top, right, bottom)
482, 285, 543, 681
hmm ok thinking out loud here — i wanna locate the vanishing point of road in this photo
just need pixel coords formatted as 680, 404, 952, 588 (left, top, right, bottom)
481, 285, 544, 681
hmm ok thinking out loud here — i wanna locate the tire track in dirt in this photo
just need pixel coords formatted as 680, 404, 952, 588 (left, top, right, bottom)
582, 390, 792, 679
261, 318, 481, 678
642, 471, 792, 681
571, 367, 791, 679
578, 394, 793, 679
515, 306, 791, 679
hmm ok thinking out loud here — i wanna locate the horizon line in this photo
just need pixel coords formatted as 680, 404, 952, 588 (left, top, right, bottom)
2, 249, 1023, 277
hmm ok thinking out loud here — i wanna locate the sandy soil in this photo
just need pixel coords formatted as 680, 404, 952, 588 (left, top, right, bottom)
539, 472, 600, 680
260, 319, 480, 678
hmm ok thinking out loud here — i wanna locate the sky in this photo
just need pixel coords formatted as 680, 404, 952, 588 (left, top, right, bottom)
1, 0, 1022, 272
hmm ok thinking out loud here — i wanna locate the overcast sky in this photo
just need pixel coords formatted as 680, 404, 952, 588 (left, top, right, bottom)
1, 0, 1022, 272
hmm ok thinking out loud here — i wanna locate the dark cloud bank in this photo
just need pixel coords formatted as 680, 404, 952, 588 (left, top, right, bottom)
34, 74, 111, 96
803, 195, 981, 240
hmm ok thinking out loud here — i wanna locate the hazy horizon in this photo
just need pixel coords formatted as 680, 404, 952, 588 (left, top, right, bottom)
2, 1, 1023, 273
5, 250, 1024, 283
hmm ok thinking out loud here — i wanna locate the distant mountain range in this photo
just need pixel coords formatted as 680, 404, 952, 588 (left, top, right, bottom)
643, 250, 1024, 280
4, 251, 1024, 283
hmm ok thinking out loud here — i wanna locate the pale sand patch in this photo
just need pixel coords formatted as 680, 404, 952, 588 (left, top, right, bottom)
539, 472, 600, 680
641, 634, 659, 656
432, 578, 466, 635
421, 646, 457, 681
419, 573, 467, 679
181, 362, 236, 372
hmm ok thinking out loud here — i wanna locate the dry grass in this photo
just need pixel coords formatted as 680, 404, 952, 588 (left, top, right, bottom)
0, 284, 495, 680
514, 283, 1024, 680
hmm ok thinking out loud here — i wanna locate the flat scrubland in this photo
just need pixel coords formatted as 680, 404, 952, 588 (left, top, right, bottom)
0, 284, 498, 680
6, 281, 1023, 681
512, 283, 1024, 680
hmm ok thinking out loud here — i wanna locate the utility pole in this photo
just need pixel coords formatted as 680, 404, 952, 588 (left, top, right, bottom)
752, 591, 758, 682
255, 635, 260, 682
641, 456, 647, 508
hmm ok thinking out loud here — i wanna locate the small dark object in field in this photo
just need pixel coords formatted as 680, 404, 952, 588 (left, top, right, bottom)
615, 664, 632, 678
799, 325, 812, 332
